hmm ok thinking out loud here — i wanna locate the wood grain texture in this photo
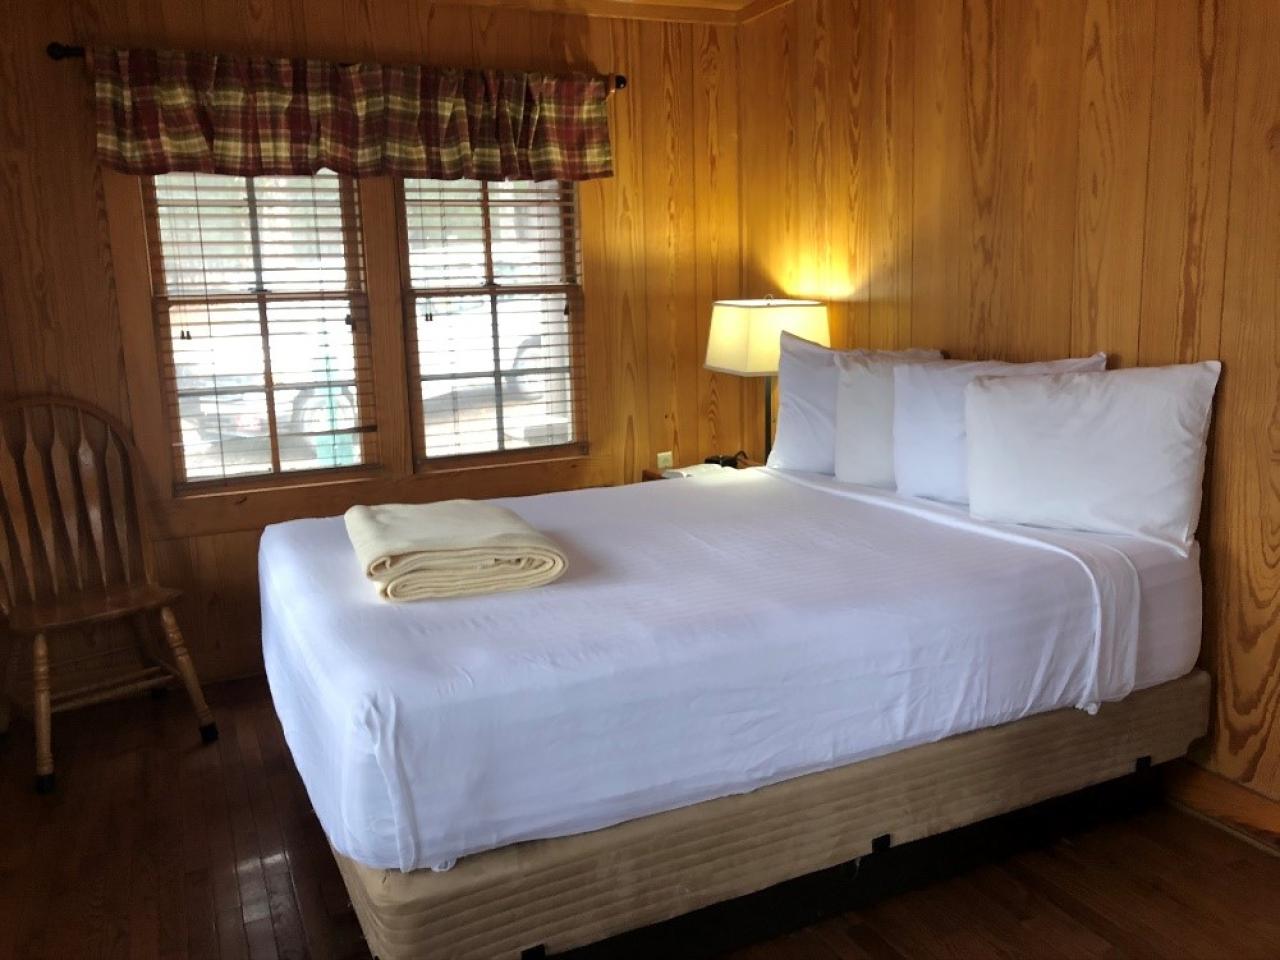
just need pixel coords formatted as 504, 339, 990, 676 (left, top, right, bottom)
738, 0, 1280, 801
1, 0, 746, 682
1208, 0, 1280, 797
1070, 0, 1155, 367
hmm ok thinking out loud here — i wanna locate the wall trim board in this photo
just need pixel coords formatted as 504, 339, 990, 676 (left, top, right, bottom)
738, 0, 795, 26
1165, 760, 1280, 856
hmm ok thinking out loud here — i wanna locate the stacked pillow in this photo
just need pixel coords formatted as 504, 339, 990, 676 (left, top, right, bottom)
965, 362, 1221, 554
890, 354, 1107, 502
768, 333, 1222, 554
766, 333, 942, 474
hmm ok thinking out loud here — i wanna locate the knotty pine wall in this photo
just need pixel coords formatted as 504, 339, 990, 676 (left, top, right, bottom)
739, 0, 1280, 801
0, 0, 745, 680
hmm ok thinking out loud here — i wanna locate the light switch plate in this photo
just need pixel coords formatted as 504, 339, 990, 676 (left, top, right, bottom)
656, 450, 674, 470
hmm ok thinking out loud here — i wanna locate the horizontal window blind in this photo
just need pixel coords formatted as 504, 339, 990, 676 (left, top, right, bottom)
402, 180, 586, 460
146, 172, 377, 484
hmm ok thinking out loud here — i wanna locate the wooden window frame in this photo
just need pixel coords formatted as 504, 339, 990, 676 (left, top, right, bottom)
103, 171, 594, 541
140, 173, 379, 492
396, 179, 590, 471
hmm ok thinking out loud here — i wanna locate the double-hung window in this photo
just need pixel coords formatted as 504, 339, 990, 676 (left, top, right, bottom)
141, 173, 586, 490
400, 180, 585, 460
145, 171, 375, 484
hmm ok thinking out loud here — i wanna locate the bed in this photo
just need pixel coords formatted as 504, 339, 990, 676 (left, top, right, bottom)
261, 467, 1209, 958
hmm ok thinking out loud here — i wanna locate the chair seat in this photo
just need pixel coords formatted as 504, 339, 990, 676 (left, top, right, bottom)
7, 583, 182, 634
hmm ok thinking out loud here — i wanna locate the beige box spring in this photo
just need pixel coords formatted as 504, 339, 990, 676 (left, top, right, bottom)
336, 670, 1210, 960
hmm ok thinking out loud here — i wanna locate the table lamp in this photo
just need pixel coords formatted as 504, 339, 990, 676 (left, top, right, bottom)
704, 298, 829, 459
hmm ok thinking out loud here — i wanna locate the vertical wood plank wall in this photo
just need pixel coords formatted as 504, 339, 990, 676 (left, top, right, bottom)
0, 0, 744, 680
739, 0, 1280, 801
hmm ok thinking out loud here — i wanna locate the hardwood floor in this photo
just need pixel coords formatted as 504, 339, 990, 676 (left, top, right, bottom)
1, 678, 1278, 960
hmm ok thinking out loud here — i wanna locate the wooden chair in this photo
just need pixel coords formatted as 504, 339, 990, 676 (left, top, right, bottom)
0, 396, 216, 793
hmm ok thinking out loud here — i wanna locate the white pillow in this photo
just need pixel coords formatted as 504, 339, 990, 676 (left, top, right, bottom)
768, 334, 941, 474
833, 351, 942, 487
893, 354, 1108, 503
965, 362, 1221, 554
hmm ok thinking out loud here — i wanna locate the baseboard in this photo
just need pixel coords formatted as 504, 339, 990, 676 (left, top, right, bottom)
1163, 760, 1280, 856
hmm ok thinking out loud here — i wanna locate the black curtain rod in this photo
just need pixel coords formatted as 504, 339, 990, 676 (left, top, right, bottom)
45, 42, 628, 90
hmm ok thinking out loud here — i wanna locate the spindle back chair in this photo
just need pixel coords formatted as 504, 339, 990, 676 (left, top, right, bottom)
0, 395, 216, 792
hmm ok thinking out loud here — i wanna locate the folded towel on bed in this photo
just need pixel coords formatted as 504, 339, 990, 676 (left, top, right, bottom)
344, 500, 568, 601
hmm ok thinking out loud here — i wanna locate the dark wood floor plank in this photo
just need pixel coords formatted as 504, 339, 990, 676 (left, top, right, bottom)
2, 677, 1278, 960
809, 916, 909, 960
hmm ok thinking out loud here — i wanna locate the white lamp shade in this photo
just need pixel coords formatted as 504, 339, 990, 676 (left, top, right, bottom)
704, 299, 830, 376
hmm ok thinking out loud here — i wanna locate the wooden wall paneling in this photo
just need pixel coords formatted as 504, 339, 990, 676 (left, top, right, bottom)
956, 0, 999, 359
1134, 0, 1239, 788
1135, 0, 1237, 369
101, 171, 175, 502
791, 0, 837, 342
585, 17, 651, 482
857, 0, 914, 352
737, 4, 796, 300
1206, 0, 1280, 800
908, 0, 971, 355
638, 20, 700, 469
529, 9, 596, 70
692, 22, 745, 460
0, 0, 129, 419
470, 6, 535, 66
1069, 0, 1156, 366
574, 14, 627, 481
826, 0, 865, 350
989, 0, 1084, 362
154, 531, 265, 680
737, 2, 797, 458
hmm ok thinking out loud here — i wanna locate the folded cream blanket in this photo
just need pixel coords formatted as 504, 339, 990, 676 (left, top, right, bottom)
344, 500, 568, 601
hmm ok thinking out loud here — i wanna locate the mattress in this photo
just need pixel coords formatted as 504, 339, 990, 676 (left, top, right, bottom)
260, 468, 1202, 872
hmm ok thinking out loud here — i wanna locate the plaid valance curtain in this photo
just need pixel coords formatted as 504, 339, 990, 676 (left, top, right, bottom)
92, 47, 614, 181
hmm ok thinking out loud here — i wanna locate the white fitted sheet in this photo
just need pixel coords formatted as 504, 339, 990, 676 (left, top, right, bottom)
261, 468, 1201, 872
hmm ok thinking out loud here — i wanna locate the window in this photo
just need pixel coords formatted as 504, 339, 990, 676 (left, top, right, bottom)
145, 172, 375, 484
401, 180, 586, 460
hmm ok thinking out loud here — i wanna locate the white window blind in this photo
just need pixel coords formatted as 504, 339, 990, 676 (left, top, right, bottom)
401, 180, 586, 460
145, 171, 375, 485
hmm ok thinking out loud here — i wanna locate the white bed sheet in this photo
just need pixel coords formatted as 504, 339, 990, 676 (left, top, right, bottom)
261, 468, 1201, 872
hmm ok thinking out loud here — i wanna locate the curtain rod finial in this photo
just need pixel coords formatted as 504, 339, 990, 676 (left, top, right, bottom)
47, 42, 86, 60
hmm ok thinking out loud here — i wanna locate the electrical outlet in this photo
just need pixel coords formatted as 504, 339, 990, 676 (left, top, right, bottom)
656, 450, 674, 470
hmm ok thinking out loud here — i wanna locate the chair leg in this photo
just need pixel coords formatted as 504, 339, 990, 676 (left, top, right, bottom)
158, 606, 218, 744
33, 633, 54, 794
129, 614, 170, 699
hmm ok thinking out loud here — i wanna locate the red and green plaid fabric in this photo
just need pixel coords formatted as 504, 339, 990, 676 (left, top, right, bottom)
93, 47, 613, 181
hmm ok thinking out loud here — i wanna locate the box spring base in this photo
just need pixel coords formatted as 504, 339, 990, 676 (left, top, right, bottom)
336, 670, 1210, 960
